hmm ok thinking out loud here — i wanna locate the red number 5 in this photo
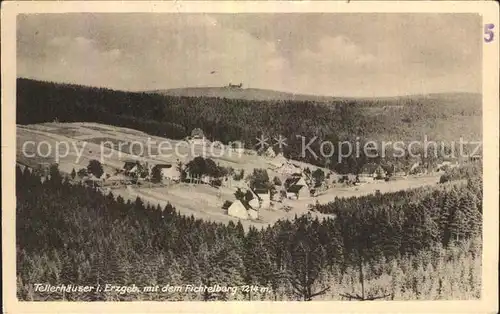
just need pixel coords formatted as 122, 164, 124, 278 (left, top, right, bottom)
484, 24, 495, 43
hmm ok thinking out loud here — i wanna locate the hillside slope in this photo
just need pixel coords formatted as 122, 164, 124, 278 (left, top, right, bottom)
17, 78, 482, 173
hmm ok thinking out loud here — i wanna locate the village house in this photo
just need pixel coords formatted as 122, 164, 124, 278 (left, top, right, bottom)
337, 173, 358, 184
409, 162, 430, 175
252, 187, 271, 209
226, 180, 264, 209
151, 163, 181, 182
269, 152, 288, 168
390, 163, 407, 177
184, 172, 210, 184
187, 128, 209, 146
189, 135, 208, 146
248, 197, 260, 209
222, 200, 233, 212
358, 163, 387, 182
381, 164, 396, 176
191, 128, 204, 139
276, 163, 299, 176
283, 176, 310, 200
301, 171, 314, 187
247, 206, 259, 220
227, 82, 243, 88
201, 175, 212, 184
285, 185, 310, 200
406, 161, 421, 175
244, 149, 258, 156
392, 171, 407, 178
327, 172, 341, 184
83, 172, 109, 184
225, 140, 246, 154
436, 158, 460, 172
224, 200, 258, 220
233, 147, 246, 154
223, 176, 248, 189
241, 188, 260, 208
260, 146, 276, 158
103, 173, 131, 186
122, 160, 139, 176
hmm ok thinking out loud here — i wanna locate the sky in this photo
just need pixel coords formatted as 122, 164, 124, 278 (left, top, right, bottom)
17, 13, 481, 97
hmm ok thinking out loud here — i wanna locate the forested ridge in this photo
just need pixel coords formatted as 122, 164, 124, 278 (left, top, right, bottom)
17, 166, 482, 301
17, 78, 481, 173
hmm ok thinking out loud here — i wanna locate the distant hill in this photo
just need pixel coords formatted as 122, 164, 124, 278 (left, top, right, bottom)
147, 85, 481, 104
147, 86, 339, 102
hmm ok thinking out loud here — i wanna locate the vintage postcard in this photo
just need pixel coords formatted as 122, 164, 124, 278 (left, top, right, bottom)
1, 1, 499, 313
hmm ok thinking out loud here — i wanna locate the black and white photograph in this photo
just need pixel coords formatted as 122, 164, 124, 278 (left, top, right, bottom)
2, 1, 499, 312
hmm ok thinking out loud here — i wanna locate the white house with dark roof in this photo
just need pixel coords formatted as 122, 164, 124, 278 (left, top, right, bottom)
225, 200, 258, 220
358, 163, 387, 182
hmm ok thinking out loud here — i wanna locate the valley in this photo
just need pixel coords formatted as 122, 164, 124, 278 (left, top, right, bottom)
17, 122, 444, 229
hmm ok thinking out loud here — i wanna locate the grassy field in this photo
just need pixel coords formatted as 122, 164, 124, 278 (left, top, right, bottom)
316, 175, 441, 202
86, 137, 160, 157
108, 184, 329, 230
45, 126, 91, 137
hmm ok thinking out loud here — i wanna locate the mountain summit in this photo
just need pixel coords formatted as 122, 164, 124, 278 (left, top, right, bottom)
147, 85, 338, 102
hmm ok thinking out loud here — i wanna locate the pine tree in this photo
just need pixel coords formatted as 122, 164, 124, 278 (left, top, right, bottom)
460, 194, 482, 238
216, 245, 245, 300
151, 166, 163, 183
439, 192, 459, 245
49, 164, 62, 185
107, 250, 130, 285
234, 188, 245, 201
285, 216, 330, 301
87, 159, 104, 178
449, 207, 468, 243
286, 241, 329, 300
242, 228, 273, 300
157, 254, 183, 300
181, 255, 202, 300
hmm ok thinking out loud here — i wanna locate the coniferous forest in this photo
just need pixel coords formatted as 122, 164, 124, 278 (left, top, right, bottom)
16, 166, 482, 301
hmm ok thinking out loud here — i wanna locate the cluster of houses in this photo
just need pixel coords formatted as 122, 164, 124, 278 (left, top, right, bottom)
222, 183, 266, 220
78, 159, 183, 188
120, 160, 182, 183
220, 148, 474, 221
221, 150, 317, 221
338, 157, 464, 185
79, 153, 467, 192
222, 171, 314, 221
